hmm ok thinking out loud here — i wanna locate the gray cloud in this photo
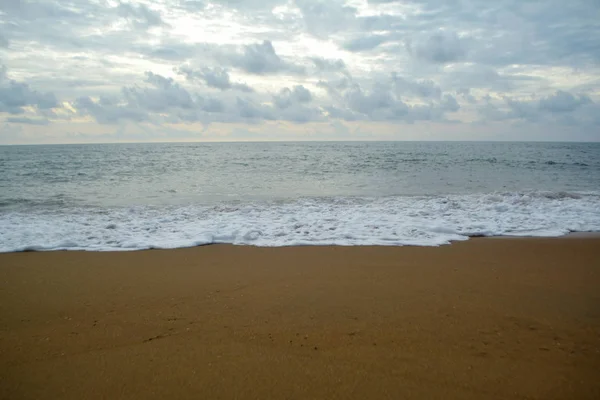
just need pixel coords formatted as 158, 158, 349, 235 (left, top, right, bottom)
279, 104, 324, 123
311, 57, 347, 72
124, 72, 195, 112
5, 116, 50, 125
538, 90, 592, 113
440, 64, 545, 93
177, 66, 253, 92
200, 97, 225, 113
0, 0, 171, 69
358, 13, 404, 32
116, 2, 166, 29
0, 65, 59, 114
291, 85, 312, 103
478, 90, 599, 127
236, 97, 275, 120
76, 71, 224, 124
72, 71, 317, 125
391, 74, 442, 99
175, 0, 205, 9
74, 96, 148, 124
320, 74, 461, 122
69, 68, 460, 126
1, 0, 599, 140
235, 95, 324, 124
225, 41, 305, 75
295, 0, 358, 38
440, 94, 460, 112
73, 72, 211, 124
407, 31, 467, 64
457, 88, 477, 104
211, 0, 285, 10
323, 106, 360, 121
407, 0, 600, 68
273, 85, 312, 109
343, 35, 390, 52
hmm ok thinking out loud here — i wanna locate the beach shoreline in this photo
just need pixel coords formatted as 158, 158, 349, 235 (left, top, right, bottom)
2, 237, 599, 399
4, 230, 600, 254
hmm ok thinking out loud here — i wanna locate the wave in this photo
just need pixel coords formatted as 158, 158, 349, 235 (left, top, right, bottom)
542, 160, 591, 167
1, 191, 599, 252
0, 196, 75, 209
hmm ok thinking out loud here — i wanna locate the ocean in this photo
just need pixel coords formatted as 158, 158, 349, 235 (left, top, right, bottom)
0, 141, 599, 252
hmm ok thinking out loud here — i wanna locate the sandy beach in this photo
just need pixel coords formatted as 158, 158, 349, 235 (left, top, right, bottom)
1, 238, 599, 399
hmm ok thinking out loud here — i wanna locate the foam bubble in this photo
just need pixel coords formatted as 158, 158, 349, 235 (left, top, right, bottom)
1, 191, 599, 252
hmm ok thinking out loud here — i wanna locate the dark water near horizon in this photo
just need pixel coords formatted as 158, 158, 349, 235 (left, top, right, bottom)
1, 141, 599, 251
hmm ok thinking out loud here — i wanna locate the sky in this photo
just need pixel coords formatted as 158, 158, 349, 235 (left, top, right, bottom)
1, 0, 599, 144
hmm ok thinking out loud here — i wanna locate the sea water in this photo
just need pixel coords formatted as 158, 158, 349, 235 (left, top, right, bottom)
1, 141, 599, 251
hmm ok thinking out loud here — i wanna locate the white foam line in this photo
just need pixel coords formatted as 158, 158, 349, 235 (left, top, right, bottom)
1, 191, 599, 252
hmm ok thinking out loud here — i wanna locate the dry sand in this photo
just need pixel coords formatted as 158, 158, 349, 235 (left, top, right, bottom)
1, 238, 599, 399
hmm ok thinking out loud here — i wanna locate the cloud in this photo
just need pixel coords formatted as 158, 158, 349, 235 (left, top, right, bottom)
407, 31, 467, 64
226, 41, 305, 75
273, 85, 312, 109
124, 72, 195, 112
0, 65, 59, 114
538, 90, 592, 113
279, 105, 324, 123
0, 0, 173, 75
295, 0, 358, 38
478, 90, 599, 127
74, 72, 227, 124
391, 74, 442, 99
440, 64, 545, 93
440, 94, 460, 112
343, 35, 390, 52
211, 0, 285, 10
70, 70, 326, 125
405, 0, 600, 68
177, 66, 254, 92
73, 71, 214, 125
319, 74, 460, 123
236, 97, 274, 120
5, 116, 50, 125
235, 95, 323, 124
74, 96, 148, 124
116, 2, 166, 29
311, 57, 347, 72
72, 71, 319, 125
457, 88, 477, 104
2, 0, 599, 141
174, 0, 205, 10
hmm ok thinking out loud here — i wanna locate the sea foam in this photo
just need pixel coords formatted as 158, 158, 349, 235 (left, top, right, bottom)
1, 191, 599, 252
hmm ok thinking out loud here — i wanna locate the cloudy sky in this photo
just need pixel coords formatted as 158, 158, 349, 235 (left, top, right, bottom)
1, 0, 599, 143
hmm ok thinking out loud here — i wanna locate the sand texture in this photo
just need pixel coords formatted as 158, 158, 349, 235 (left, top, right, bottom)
1, 238, 600, 399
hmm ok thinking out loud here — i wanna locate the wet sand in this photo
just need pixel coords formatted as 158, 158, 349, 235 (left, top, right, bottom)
1, 238, 599, 399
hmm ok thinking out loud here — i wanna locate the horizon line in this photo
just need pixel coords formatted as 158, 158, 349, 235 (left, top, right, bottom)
2, 139, 600, 146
